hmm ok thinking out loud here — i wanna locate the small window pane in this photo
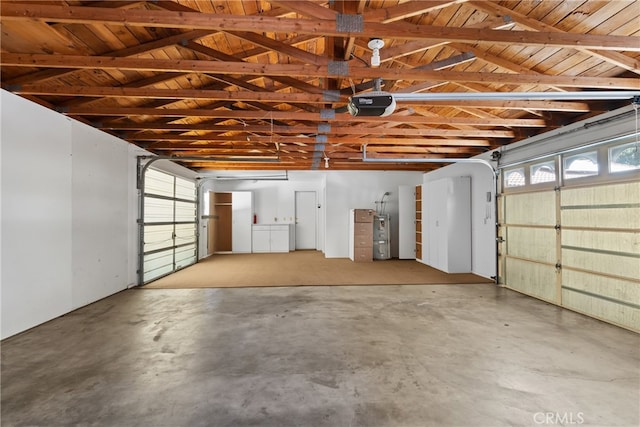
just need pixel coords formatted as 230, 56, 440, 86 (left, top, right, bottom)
563, 151, 598, 180
531, 161, 556, 184
609, 142, 640, 173
504, 168, 525, 188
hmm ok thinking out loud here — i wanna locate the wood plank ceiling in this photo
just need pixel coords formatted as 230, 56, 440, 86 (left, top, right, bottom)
1, 0, 639, 171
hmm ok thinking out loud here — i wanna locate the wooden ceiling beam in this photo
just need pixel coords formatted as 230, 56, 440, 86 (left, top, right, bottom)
186, 162, 433, 171
64, 106, 547, 126
12, 85, 333, 103
127, 133, 492, 146
102, 122, 514, 138
15, 85, 588, 112
4, 54, 638, 89
147, 146, 482, 156
365, 145, 484, 154
2, 4, 638, 51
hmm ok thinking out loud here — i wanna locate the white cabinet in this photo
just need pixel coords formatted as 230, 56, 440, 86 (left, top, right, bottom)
270, 226, 290, 252
232, 192, 253, 253
251, 226, 271, 252
252, 225, 290, 253
424, 176, 471, 273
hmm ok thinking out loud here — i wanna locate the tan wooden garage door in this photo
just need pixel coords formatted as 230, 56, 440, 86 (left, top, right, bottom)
499, 147, 639, 331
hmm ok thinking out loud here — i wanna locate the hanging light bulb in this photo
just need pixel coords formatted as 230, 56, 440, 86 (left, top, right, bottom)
324, 156, 330, 169
368, 38, 384, 67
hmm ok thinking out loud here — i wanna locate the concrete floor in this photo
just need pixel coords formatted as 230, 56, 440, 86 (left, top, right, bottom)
1, 284, 638, 427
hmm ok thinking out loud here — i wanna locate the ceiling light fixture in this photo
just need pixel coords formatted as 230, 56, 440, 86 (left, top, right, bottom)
368, 38, 384, 67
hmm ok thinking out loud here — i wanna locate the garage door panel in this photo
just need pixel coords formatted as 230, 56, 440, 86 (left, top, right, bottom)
561, 182, 640, 206
505, 192, 556, 225
561, 207, 640, 228
143, 249, 174, 282
144, 169, 174, 197
175, 201, 196, 222
562, 228, 640, 279
561, 182, 640, 228
505, 257, 558, 303
562, 270, 639, 305
562, 286, 640, 331
175, 223, 196, 244
506, 227, 556, 263
562, 229, 640, 254
144, 198, 173, 223
144, 224, 174, 252
175, 244, 196, 269
175, 176, 196, 200
562, 248, 640, 278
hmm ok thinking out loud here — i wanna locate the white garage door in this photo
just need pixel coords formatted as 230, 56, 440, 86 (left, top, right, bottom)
142, 168, 197, 283
499, 136, 639, 331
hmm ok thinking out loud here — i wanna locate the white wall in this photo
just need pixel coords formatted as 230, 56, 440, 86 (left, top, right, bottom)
422, 163, 496, 279
199, 172, 326, 256
1, 91, 74, 339
0, 90, 192, 339
324, 171, 423, 258
199, 170, 422, 259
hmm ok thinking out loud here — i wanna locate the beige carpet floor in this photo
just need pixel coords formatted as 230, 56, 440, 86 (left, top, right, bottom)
144, 251, 493, 289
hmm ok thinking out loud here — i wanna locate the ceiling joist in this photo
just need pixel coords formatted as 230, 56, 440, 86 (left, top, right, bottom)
1, 0, 637, 171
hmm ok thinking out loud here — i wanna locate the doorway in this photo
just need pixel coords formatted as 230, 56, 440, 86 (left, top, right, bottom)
209, 192, 232, 254
207, 191, 253, 255
295, 191, 317, 250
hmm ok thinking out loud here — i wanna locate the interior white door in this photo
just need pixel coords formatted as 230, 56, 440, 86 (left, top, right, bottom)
295, 191, 317, 250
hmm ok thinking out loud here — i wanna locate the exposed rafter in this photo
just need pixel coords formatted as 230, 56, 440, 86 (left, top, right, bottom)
1, 0, 637, 171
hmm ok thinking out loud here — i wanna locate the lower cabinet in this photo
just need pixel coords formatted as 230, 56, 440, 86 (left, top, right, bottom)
252, 225, 290, 253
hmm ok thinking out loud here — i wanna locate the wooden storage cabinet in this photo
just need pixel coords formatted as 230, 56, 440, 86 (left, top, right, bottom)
349, 209, 374, 262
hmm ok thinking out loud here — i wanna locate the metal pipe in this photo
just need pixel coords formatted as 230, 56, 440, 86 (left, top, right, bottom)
393, 91, 640, 102
362, 144, 495, 171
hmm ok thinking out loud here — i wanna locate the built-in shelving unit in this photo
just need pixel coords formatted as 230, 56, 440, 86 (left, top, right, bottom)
415, 185, 422, 260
